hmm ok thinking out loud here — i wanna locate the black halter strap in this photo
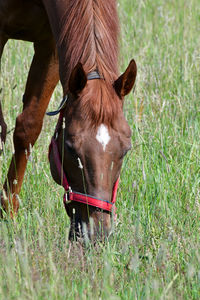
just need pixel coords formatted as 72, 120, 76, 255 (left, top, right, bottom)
87, 70, 103, 80
46, 95, 68, 116
46, 70, 102, 116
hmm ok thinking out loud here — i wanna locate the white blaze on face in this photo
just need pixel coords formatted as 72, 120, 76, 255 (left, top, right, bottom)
96, 124, 111, 151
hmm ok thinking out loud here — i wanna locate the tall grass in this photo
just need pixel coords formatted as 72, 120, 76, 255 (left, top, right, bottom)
0, 0, 200, 299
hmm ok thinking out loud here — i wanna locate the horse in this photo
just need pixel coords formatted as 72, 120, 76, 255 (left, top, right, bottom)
0, 0, 137, 241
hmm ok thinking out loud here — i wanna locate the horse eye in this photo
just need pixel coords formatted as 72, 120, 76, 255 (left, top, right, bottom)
120, 145, 132, 159
121, 149, 128, 159
65, 141, 75, 154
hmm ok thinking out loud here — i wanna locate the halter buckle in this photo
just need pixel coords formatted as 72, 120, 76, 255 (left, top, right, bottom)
65, 186, 72, 204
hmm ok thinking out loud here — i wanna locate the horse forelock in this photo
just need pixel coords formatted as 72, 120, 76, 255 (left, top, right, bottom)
58, 0, 119, 84
77, 80, 122, 128
64, 80, 121, 129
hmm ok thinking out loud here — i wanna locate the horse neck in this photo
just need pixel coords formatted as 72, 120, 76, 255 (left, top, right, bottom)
42, 0, 119, 93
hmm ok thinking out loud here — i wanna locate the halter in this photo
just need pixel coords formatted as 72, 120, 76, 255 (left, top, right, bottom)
47, 71, 119, 213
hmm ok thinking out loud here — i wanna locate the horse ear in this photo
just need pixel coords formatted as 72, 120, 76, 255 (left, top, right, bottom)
68, 62, 87, 95
114, 59, 137, 98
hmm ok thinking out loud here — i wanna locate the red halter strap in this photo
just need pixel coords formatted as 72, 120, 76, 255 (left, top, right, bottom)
48, 71, 119, 213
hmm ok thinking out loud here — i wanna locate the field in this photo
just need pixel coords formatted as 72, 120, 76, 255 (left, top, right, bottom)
0, 0, 200, 299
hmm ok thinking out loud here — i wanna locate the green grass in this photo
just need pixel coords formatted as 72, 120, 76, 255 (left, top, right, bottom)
0, 0, 200, 299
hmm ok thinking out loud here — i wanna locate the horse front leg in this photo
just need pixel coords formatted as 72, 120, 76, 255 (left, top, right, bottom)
1, 39, 59, 216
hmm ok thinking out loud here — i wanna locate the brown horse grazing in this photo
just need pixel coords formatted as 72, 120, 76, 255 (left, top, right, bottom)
0, 0, 137, 241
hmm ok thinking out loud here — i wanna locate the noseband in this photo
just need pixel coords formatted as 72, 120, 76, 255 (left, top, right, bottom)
47, 71, 119, 213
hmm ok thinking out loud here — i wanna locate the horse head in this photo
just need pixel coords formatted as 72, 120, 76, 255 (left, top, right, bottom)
49, 59, 137, 242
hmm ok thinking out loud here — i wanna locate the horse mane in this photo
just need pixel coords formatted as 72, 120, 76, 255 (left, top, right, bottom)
58, 0, 121, 126
58, 0, 119, 83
